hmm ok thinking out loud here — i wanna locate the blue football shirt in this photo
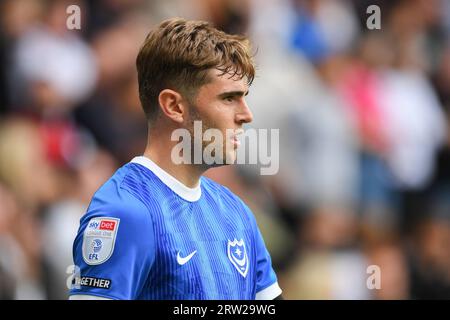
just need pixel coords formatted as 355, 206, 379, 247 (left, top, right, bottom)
69, 156, 282, 300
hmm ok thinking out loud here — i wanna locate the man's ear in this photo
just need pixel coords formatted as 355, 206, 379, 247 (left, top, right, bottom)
158, 89, 185, 124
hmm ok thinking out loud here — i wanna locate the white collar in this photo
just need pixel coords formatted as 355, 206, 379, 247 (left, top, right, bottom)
130, 156, 202, 202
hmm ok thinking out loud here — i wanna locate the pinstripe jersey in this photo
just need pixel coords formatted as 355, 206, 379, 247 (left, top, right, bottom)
69, 156, 281, 300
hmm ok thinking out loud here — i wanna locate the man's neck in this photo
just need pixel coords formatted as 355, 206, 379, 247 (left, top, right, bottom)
143, 142, 204, 189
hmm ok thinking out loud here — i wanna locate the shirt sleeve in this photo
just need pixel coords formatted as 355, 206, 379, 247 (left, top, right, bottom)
240, 202, 282, 300
253, 225, 283, 300
69, 186, 155, 300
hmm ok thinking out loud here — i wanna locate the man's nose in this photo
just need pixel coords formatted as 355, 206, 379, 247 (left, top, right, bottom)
236, 99, 253, 124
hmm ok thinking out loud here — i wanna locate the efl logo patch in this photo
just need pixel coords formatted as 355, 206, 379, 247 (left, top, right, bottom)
82, 217, 120, 265
227, 238, 249, 278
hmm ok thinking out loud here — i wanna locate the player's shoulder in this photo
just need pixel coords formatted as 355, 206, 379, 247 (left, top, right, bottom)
83, 163, 153, 224
73, 162, 158, 268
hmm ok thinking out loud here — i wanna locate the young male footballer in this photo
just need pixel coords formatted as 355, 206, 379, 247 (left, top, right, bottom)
69, 17, 282, 300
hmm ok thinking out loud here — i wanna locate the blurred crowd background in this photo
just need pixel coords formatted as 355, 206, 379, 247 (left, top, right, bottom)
0, 0, 449, 299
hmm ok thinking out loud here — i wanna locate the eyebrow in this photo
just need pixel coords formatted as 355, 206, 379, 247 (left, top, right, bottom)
217, 90, 249, 99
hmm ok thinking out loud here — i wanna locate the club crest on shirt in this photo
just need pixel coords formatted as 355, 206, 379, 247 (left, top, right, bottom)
82, 217, 120, 265
227, 238, 249, 278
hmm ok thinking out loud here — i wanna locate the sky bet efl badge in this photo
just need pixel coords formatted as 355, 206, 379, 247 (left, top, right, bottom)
82, 217, 120, 265
227, 238, 249, 278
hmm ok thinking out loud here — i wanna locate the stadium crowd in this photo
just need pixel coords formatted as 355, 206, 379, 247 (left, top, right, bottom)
0, 0, 449, 299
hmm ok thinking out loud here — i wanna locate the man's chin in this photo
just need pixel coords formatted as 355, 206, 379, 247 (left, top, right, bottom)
203, 154, 237, 168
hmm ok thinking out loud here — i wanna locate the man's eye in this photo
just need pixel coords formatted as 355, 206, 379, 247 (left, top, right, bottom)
224, 96, 234, 102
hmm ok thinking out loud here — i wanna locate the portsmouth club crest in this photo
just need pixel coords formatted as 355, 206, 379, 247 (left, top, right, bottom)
227, 238, 249, 278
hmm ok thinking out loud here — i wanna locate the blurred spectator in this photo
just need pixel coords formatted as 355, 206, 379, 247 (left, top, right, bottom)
10, 0, 97, 111
281, 248, 371, 299
74, 16, 148, 164
407, 195, 450, 299
365, 239, 410, 299
0, 118, 53, 299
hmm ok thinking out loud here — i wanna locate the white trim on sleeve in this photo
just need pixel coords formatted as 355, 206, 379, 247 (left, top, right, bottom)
255, 282, 282, 300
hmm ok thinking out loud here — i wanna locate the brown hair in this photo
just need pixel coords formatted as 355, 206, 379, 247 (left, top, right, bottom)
136, 17, 255, 121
